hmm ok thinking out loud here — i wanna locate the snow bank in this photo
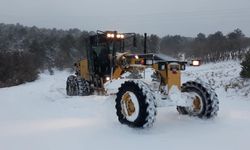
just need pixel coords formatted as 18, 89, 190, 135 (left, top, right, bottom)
183, 60, 250, 97
0, 61, 250, 150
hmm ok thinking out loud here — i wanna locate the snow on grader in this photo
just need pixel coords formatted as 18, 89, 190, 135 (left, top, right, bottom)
66, 30, 219, 128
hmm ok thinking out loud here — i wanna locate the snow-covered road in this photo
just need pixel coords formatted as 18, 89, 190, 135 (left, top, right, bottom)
0, 61, 249, 150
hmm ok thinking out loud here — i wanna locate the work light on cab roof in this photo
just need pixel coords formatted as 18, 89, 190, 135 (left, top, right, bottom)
106, 32, 125, 39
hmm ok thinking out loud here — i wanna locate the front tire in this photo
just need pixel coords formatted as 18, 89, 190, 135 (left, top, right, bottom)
115, 80, 157, 128
177, 81, 219, 118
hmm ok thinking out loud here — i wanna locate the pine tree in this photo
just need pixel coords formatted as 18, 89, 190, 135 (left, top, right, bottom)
240, 52, 250, 78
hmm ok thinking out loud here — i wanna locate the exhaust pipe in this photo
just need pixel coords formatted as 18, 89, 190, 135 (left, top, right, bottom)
144, 33, 147, 54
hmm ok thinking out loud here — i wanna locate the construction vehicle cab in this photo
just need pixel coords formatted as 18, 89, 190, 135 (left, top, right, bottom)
67, 30, 136, 95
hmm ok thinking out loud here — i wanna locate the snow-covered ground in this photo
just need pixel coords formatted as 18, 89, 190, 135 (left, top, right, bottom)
0, 61, 250, 150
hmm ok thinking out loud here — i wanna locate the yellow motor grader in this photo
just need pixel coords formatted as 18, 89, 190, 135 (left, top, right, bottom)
66, 30, 219, 128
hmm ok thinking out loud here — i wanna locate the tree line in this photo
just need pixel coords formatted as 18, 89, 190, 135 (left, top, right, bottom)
0, 23, 250, 87
160, 29, 250, 62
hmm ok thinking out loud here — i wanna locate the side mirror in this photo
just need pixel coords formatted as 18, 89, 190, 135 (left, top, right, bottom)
90, 36, 96, 46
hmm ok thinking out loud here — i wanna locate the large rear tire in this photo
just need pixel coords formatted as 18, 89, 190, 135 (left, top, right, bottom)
177, 81, 219, 118
66, 75, 91, 96
66, 75, 78, 96
77, 77, 91, 96
115, 80, 157, 128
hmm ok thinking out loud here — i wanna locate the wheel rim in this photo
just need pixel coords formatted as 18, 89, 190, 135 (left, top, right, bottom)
121, 91, 139, 122
187, 92, 203, 115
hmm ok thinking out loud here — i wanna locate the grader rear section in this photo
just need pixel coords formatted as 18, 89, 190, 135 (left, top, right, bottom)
66, 30, 136, 96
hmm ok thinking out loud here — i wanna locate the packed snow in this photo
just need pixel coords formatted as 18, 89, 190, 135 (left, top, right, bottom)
0, 61, 250, 150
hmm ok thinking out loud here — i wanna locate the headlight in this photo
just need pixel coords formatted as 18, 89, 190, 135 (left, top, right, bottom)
116, 34, 121, 38
135, 55, 139, 59
116, 34, 125, 39
107, 33, 124, 39
107, 33, 115, 38
192, 60, 200, 66
106, 77, 110, 81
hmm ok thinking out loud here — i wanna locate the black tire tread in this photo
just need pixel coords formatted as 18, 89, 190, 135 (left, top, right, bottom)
115, 80, 156, 128
66, 75, 91, 96
66, 75, 78, 96
177, 81, 219, 119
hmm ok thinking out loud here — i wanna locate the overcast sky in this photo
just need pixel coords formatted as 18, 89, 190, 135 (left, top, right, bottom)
0, 0, 250, 37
